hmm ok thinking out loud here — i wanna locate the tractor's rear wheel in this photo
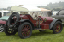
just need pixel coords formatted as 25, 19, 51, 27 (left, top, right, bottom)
18, 22, 32, 39
4, 27, 16, 36
53, 21, 63, 34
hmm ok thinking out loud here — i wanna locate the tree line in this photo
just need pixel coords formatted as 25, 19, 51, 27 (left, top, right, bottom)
38, 1, 64, 11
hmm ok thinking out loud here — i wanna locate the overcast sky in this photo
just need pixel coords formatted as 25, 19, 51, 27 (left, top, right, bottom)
0, 0, 64, 8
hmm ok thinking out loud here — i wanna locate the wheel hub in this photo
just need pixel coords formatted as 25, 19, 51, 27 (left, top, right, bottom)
24, 28, 28, 31
55, 24, 61, 32
21, 25, 30, 36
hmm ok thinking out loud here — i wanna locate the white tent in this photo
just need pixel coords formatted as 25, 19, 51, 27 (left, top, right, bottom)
10, 6, 51, 12
22, 6, 51, 12
21, 6, 52, 17
11, 6, 29, 12
10, 6, 52, 17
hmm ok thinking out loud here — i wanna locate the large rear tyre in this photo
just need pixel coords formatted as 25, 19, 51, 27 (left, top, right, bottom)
18, 22, 32, 39
7, 12, 20, 27
53, 21, 63, 34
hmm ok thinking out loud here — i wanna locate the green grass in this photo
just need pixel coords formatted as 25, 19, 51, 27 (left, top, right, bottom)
0, 29, 64, 42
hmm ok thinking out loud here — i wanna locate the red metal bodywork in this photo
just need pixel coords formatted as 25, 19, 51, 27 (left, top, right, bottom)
40, 17, 53, 29
20, 14, 53, 30
20, 14, 37, 26
0, 14, 53, 30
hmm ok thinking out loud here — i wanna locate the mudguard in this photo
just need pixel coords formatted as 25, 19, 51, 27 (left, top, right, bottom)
49, 19, 62, 29
19, 19, 30, 22
19, 19, 34, 30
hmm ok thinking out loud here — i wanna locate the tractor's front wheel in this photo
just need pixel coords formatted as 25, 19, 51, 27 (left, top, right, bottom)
18, 22, 32, 39
53, 21, 63, 34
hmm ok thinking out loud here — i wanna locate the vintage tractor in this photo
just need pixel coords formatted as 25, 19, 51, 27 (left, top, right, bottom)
4, 12, 63, 39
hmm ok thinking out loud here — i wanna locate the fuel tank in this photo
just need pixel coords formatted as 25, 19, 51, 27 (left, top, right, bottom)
40, 17, 53, 24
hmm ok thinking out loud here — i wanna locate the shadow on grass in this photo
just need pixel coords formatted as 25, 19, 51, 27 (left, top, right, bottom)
0, 30, 54, 39
0, 30, 53, 36
32, 30, 53, 36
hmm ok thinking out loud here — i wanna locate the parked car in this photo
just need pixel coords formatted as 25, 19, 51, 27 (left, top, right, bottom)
52, 9, 64, 24
0, 10, 10, 18
4, 12, 63, 39
0, 20, 6, 32
0, 16, 9, 32
0, 16, 9, 20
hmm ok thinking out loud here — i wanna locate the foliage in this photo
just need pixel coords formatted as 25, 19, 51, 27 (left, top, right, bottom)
38, 1, 64, 11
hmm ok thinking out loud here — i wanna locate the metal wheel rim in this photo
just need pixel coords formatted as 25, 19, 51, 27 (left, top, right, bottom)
55, 24, 61, 32
21, 24, 30, 37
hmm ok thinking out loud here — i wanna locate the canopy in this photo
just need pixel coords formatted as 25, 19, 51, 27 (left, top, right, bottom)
22, 6, 51, 12
10, 6, 51, 12
41, 8, 51, 11
11, 6, 29, 12
29, 8, 51, 12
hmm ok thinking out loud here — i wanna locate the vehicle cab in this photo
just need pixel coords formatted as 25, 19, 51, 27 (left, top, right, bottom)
0, 10, 10, 18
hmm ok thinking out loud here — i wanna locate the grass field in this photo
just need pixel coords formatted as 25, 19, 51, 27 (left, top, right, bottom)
0, 29, 64, 42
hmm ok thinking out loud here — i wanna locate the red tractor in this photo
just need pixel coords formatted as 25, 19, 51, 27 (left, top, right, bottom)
5, 12, 63, 39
